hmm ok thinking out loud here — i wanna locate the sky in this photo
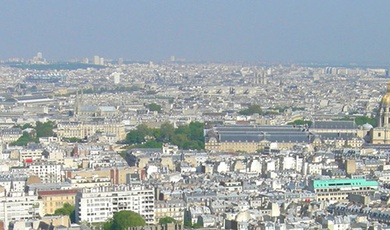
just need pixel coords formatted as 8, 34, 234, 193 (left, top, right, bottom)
1, 1, 390, 64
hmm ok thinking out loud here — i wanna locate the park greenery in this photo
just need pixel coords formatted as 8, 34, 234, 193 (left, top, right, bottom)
47, 203, 76, 223
287, 119, 313, 127
103, 210, 145, 230
238, 104, 263, 116
11, 121, 56, 146
147, 103, 162, 113
125, 122, 204, 150
158, 216, 176, 224
184, 220, 202, 228
62, 137, 84, 143
333, 115, 377, 127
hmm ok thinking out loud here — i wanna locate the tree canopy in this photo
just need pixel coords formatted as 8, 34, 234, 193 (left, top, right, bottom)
158, 216, 176, 225
103, 210, 146, 230
11, 131, 37, 146
354, 116, 377, 127
49, 203, 75, 223
287, 119, 313, 127
238, 104, 263, 116
12, 121, 56, 146
125, 122, 205, 150
147, 103, 162, 113
332, 115, 377, 127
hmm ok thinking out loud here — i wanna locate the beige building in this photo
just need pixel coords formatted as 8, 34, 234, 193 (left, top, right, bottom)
205, 125, 315, 153
56, 121, 126, 140
155, 200, 185, 224
64, 167, 143, 184
38, 189, 78, 215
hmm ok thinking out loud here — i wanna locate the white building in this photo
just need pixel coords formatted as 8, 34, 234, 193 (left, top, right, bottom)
75, 185, 155, 224
29, 161, 63, 183
0, 191, 43, 228
0, 173, 27, 192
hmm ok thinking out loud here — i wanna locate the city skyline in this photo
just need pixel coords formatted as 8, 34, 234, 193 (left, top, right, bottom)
2, 1, 390, 64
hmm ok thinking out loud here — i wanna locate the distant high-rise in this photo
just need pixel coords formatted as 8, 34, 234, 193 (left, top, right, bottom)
93, 56, 100, 65
118, 58, 123, 65
113, 72, 121, 85
170, 56, 175, 62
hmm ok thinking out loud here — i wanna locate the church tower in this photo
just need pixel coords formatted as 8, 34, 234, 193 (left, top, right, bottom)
378, 82, 390, 127
369, 82, 390, 144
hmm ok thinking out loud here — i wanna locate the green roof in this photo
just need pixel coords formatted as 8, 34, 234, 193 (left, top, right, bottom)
313, 178, 378, 189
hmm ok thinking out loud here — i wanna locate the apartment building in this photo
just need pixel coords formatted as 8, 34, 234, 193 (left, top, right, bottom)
75, 185, 154, 224
155, 200, 185, 224
29, 161, 63, 183
38, 189, 78, 215
0, 191, 43, 228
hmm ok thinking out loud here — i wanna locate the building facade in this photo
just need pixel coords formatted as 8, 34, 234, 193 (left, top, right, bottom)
309, 178, 378, 201
75, 185, 155, 224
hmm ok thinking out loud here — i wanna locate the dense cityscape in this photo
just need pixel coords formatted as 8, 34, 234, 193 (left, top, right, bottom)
0, 52, 388, 229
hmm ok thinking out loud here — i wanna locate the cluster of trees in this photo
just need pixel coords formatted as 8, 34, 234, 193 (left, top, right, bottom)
334, 116, 377, 127
47, 203, 76, 223
184, 220, 202, 228
125, 122, 204, 150
11, 121, 56, 146
238, 104, 263, 116
354, 116, 377, 126
147, 103, 162, 113
103, 210, 145, 230
287, 119, 313, 126
102, 211, 177, 230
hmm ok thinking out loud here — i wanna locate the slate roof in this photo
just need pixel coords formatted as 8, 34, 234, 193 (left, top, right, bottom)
210, 125, 314, 143
312, 120, 357, 129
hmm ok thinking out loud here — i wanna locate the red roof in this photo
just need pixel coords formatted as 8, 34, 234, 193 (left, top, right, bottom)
38, 189, 78, 196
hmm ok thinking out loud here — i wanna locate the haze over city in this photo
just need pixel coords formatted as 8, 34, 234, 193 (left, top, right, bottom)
2, 1, 390, 64
3, 1, 390, 230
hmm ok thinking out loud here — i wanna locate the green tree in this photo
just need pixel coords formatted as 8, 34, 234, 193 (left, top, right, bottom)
36, 121, 55, 137
147, 103, 162, 113
239, 104, 263, 115
103, 219, 113, 230
52, 203, 76, 223
104, 210, 146, 230
11, 131, 38, 146
125, 122, 205, 150
143, 140, 163, 148
159, 122, 175, 141
287, 119, 313, 127
158, 216, 176, 225
354, 116, 377, 127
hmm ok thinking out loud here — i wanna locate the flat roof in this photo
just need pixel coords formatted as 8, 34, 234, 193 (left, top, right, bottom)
313, 178, 378, 189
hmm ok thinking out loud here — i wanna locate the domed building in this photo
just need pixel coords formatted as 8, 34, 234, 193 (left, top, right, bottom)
368, 82, 390, 144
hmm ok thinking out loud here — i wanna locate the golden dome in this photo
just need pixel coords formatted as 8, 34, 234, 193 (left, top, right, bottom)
382, 82, 390, 106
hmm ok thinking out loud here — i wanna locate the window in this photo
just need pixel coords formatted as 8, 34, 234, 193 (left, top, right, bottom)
379, 133, 382, 137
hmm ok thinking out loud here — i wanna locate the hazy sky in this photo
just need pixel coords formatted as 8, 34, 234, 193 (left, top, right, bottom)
2, 1, 390, 64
